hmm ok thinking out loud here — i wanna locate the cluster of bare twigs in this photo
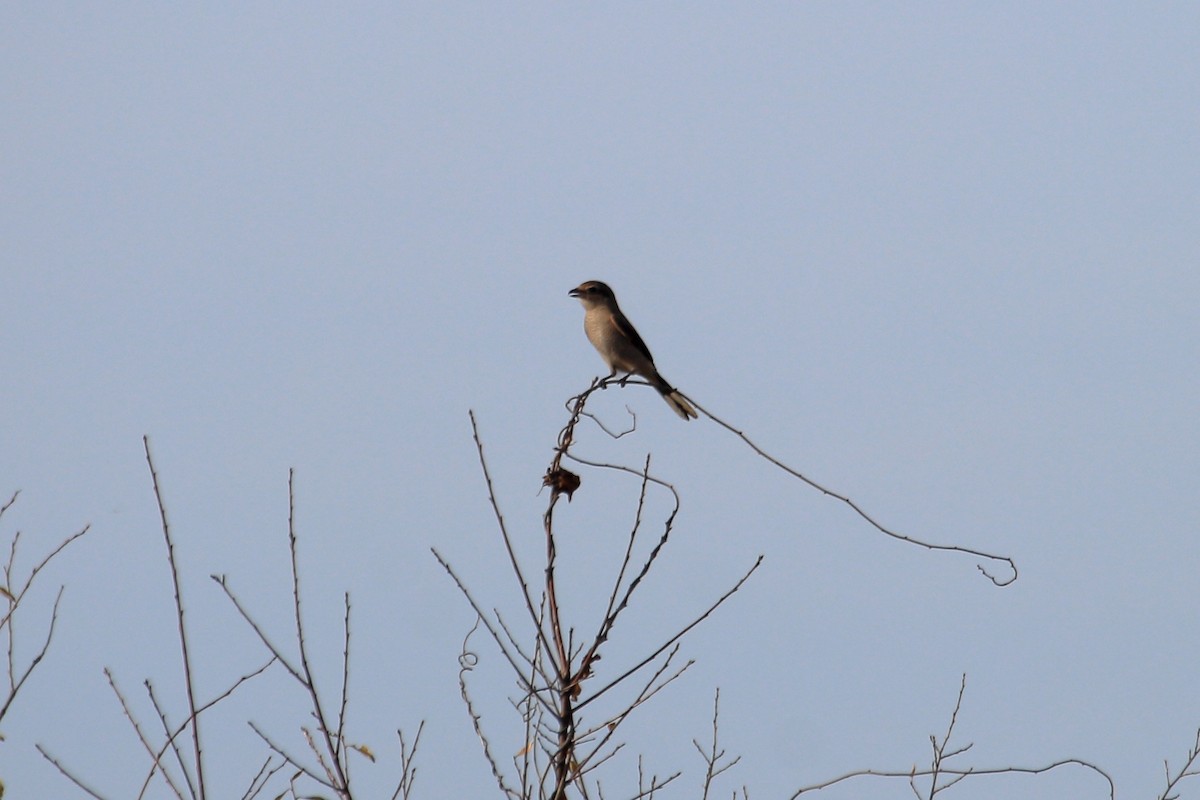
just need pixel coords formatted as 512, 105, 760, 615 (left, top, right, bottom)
37, 438, 421, 800
0, 490, 92, 727
437, 378, 761, 799
15, 376, 1198, 800
213, 468, 422, 800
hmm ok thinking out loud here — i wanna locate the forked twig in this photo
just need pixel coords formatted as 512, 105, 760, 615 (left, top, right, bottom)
105, 668, 188, 800
390, 719, 426, 800
789, 675, 1114, 799
0, 489, 92, 728
695, 689, 741, 800
139, 659, 277, 799
284, 469, 350, 794
1159, 728, 1200, 800
790, 758, 1115, 799
577, 556, 761, 713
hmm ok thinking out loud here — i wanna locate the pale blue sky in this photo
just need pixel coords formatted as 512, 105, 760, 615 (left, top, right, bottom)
3, 4, 1198, 798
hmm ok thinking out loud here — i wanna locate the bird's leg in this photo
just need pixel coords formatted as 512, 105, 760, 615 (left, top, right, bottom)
618, 371, 634, 387
599, 369, 618, 389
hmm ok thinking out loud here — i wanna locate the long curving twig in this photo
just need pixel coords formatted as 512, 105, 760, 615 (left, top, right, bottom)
682, 391, 1017, 585
587, 379, 1016, 586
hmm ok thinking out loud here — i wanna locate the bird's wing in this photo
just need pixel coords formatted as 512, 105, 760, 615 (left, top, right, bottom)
611, 309, 655, 364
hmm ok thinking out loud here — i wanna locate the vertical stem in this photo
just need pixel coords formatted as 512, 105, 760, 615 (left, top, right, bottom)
144, 436, 206, 800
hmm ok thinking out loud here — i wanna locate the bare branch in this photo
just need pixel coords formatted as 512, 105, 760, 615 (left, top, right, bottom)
453, 380, 768, 799
390, 719, 426, 800
455, 617, 522, 800
1159, 728, 1200, 800
105, 668, 188, 800
144, 436, 207, 799
144, 678, 196, 800
0, 584, 64, 722
0, 523, 91, 631
139, 658, 277, 799
336, 592, 351, 776
431, 549, 544, 709
36, 743, 113, 800
247, 719, 335, 791
678, 393, 1018, 586
0, 493, 93, 730
240, 756, 287, 800
469, 410, 551, 658
210, 574, 303, 680
0, 491, 18, 518
578, 556, 762, 712
790, 759, 1115, 799
576, 647, 693, 774
790, 675, 1113, 799
695, 689, 740, 800
283, 470, 351, 795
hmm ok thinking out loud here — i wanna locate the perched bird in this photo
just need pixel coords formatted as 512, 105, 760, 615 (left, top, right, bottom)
568, 281, 698, 420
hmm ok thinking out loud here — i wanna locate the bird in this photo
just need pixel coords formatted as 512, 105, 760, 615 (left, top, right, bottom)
568, 281, 698, 420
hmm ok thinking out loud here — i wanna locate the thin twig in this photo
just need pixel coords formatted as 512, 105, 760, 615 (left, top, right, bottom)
36, 744, 112, 800
284, 470, 350, 795
247, 719, 334, 790
576, 647, 693, 774
578, 556, 762, 712
456, 617, 521, 799
0, 523, 91, 631
140, 658, 277, 800
1160, 728, 1200, 800
337, 592, 351, 779
239, 756, 286, 800
210, 574, 303, 680
0, 585, 63, 722
695, 689, 740, 800
790, 759, 1115, 799
144, 678, 196, 800
677, 393, 1018, 586
790, 676, 1113, 798
106, 668, 188, 800
469, 410, 551, 659
431, 549, 544, 709
390, 719, 426, 800
144, 436, 206, 800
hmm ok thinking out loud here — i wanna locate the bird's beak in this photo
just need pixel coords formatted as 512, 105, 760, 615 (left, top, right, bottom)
568, 287, 581, 298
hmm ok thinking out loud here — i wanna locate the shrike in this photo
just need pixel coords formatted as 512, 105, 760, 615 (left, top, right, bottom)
568, 281, 698, 420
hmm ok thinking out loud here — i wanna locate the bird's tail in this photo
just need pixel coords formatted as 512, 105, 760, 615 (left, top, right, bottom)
652, 376, 698, 420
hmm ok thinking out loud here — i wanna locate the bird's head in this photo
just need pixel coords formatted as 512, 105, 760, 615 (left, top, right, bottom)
569, 281, 617, 309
